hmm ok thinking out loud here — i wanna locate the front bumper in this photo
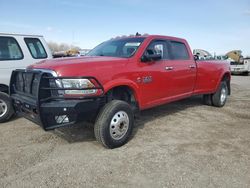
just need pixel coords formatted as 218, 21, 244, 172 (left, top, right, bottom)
230, 65, 249, 74
12, 93, 103, 130
10, 69, 105, 130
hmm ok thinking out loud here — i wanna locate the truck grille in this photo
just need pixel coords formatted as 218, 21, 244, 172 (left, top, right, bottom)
230, 61, 240, 65
15, 72, 40, 96
11, 69, 104, 102
11, 70, 53, 99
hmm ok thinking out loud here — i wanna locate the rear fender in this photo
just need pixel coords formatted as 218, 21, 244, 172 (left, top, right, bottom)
214, 72, 231, 94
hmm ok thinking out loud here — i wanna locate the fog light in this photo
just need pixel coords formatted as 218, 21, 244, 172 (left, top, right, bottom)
55, 115, 69, 124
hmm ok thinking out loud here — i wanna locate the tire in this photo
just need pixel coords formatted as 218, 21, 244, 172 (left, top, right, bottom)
211, 81, 228, 107
203, 94, 212, 106
243, 72, 249, 76
0, 92, 14, 123
94, 100, 134, 149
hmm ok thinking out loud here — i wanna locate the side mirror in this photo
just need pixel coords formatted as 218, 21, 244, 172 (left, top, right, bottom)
194, 55, 199, 61
141, 54, 162, 62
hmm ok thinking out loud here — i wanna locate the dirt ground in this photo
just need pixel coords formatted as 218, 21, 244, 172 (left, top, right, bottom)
0, 76, 250, 188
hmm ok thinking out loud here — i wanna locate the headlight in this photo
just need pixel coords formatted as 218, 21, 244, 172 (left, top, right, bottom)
61, 79, 95, 88
59, 79, 97, 95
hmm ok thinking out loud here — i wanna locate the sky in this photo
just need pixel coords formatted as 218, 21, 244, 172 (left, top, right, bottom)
0, 0, 250, 56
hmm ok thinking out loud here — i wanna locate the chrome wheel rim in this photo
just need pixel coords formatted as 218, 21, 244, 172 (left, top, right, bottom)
110, 111, 129, 140
0, 99, 8, 118
220, 87, 227, 104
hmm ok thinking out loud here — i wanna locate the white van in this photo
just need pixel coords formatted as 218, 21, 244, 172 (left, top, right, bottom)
0, 33, 52, 122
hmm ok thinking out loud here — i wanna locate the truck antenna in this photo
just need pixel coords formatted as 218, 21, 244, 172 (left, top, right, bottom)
135, 32, 141, 36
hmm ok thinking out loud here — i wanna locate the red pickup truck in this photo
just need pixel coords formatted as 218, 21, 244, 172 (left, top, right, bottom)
7, 35, 231, 148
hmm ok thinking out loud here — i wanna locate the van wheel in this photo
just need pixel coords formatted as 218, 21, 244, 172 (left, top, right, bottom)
94, 100, 134, 149
0, 92, 14, 123
212, 81, 228, 107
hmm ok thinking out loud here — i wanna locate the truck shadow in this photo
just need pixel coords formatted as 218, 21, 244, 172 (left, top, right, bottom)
53, 95, 204, 143
131, 95, 203, 139
53, 122, 95, 143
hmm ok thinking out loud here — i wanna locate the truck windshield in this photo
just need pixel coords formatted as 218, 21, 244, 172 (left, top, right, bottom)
87, 37, 145, 58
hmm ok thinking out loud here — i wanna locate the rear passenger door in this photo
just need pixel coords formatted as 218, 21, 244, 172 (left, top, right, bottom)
166, 40, 196, 96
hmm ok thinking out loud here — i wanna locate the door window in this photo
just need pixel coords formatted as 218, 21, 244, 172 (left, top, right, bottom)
170, 41, 189, 60
0, 36, 23, 61
24, 38, 47, 59
145, 40, 169, 60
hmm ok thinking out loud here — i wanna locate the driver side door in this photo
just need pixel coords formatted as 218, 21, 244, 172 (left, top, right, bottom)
138, 39, 175, 108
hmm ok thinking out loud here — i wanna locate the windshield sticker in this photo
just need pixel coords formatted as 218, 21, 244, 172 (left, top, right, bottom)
125, 42, 141, 47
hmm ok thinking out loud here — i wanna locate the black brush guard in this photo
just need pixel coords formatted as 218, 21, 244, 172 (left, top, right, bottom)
10, 69, 105, 130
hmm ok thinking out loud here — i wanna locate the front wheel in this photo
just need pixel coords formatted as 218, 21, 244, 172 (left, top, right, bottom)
211, 81, 228, 107
94, 100, 134, 149
0, 92, 14, 123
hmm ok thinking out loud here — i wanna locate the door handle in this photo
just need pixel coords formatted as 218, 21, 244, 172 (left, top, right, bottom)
189, 65, 196, 69
165, 66, 173, 71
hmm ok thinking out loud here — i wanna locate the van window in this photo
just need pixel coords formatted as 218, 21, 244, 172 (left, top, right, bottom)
170, 41, 189, 60
0, 36, 23, 61
24, 38, 47, 59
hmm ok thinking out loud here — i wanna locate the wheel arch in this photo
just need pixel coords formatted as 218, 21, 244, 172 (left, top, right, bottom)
215, 72, 231, 95
0, 84, 9, 94
103, 80, 141, 109
221, 72, 231, 95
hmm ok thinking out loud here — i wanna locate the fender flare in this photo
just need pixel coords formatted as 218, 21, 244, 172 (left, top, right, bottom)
0, 84, 9, 94
214, 71, 231, 94
103, 79, 141, 107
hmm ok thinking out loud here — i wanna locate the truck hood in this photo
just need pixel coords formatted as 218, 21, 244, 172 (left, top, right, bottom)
28, 56, 129, 77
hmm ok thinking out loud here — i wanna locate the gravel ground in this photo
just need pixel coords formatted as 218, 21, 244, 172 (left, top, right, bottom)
0, 75, 250, 188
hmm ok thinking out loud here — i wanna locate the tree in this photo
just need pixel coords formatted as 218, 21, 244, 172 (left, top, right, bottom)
47, 41, 81, 53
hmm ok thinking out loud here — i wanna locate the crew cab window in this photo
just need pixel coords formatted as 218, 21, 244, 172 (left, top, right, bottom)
170, 41, 189, 60
0, 36, 23, 61
24, 38, 47, 59
145, 40, 169, 59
